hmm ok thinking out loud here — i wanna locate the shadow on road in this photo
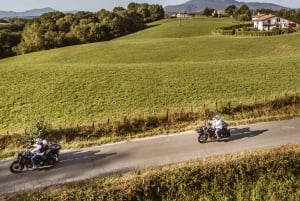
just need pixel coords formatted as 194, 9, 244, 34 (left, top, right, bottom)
53, 150, 117, 169
223, 127, 268, 142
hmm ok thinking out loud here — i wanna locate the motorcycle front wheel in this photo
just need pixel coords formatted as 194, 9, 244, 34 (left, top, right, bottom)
198, 134, 207, 143
10, 160, 24, 173
47, 155, 58, 166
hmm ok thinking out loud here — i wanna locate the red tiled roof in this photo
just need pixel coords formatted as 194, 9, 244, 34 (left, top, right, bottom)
253, 14, 275, 21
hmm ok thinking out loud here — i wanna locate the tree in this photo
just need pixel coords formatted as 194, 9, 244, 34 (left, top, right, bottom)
56, 18, 71, 33
40, 11, 65, 32
72, 20, 91, 42
9, 17, 28, 26
137, 4, 151, 22
113, 7, 126, 13
127, 2, 139, 11
228, 4, 251, 21
203, 7, 213, 16
4, 2, 164, 57
148, 4, 164, 21
0, 19, 7, 23
0, 30, 21, 58
16, 21, 44, 54
74, 11, 98, 25
97, 9, 110, 22
238, 4, 251, 21
225, 5, 238, 17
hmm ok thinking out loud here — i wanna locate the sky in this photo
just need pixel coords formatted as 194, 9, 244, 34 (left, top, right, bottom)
0, 0, 299, 12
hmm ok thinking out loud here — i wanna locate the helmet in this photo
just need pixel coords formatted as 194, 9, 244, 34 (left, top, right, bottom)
35, 138, 42, 144
42, 139, 47, 145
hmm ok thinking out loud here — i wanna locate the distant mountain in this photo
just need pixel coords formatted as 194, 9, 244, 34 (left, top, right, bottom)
164, 0, 289, 13
0, 7, 77, 19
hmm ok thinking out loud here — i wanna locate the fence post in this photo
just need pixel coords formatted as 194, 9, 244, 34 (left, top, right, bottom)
166, 109, 169, 122
240, 100, 243, 113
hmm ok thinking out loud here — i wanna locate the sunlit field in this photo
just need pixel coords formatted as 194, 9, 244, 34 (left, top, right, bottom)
0, 17, 299, 132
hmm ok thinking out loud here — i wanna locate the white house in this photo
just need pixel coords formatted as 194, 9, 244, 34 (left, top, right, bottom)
252, 14, 297, 31
176, 13, 191, 18
213, 10, 228, 17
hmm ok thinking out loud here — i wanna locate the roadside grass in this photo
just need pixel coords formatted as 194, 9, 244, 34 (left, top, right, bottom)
3, 143, 300, 201
0, 94, 298, 159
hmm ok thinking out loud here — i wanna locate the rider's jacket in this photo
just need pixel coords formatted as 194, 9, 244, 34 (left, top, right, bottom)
31, 143, 46, 155
213, 119, 223, 129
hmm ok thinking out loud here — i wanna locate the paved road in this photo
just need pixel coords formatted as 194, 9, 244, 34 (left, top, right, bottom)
0, 118, 299, 195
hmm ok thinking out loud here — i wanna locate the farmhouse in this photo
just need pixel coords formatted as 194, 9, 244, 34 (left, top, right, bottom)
213, 10, 228, 17
174, 12, 191, 18
252, 13, 297, 31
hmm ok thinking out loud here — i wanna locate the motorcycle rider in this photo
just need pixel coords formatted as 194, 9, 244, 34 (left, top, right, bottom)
31, 138, 48, 169
212, 115, 223, 140
42, 139, 49, 153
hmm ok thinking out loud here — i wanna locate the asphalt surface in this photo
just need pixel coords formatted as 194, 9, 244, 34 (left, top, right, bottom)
0, 118, 299, 195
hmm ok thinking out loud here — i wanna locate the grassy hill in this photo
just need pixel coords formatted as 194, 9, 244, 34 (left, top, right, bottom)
0, 17, 299, 133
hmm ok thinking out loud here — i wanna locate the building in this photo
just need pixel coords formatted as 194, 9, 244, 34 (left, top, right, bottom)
252, 14, 297, 31
213, 10, 228, 17
176, 12, 191, 18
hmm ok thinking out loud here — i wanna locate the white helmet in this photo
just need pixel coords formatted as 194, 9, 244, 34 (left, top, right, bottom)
42, 139, 47, 145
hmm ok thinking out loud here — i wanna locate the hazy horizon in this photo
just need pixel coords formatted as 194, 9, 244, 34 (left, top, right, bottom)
0, 0, 298, 12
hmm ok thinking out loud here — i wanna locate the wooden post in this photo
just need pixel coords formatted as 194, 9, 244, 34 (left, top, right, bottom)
166, 109, 169, 122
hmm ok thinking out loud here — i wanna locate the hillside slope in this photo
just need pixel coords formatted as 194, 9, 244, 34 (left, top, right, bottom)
0, 18, 299, 132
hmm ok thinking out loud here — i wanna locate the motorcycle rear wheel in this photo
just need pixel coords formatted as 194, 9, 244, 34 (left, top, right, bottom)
46, 157, 57, 166
10, 160, 24, 173
198, 134, 207, 143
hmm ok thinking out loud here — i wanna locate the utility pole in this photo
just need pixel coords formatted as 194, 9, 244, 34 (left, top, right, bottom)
179, 11, 182, 26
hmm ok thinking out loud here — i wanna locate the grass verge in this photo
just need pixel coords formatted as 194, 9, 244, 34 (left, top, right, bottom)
0, 93, 299, 159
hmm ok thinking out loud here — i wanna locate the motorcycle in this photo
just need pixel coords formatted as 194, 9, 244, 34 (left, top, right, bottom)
196, 122, 230, 143
10, 143, 62, 173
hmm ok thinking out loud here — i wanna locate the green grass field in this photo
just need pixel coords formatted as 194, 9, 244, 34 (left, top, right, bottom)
0, 17, 299, 132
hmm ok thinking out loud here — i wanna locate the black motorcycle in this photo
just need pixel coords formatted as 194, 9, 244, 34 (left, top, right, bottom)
10, 143, 61, 173
196, 122, 230, 143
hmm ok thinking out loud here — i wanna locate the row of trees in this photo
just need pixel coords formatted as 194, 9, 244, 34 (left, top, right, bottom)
203, 4, 300, 23
225, 5, 252, 21
203, 4, 252, 21
0, 3, 164, 59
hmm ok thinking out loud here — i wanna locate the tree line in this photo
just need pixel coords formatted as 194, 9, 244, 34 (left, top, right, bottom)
203, 4, 300, 23
0, 3, 164, 59
202, 4, 252, 21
